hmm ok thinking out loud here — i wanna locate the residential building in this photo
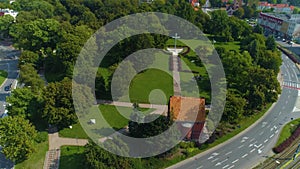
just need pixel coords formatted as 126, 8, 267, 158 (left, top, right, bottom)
258, 12, 300, 40
257, 2, 294, 14
0, 9, 18, 19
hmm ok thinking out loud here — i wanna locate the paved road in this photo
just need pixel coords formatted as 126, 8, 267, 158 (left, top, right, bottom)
0, 41, 19, 169
167, 53, 300, 169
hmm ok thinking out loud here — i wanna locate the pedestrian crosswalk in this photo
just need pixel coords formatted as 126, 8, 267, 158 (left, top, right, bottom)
283, 81, 300, 90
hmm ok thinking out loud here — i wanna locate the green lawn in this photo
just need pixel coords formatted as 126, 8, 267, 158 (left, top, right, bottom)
59, 122, 89, 139
0, 70, 7, 86
15, 132, 48, 169
59, 146, 85, 169
128, 68, 173, 104
214, 41, 240, 52
275, 118, 300, 147
60, 105, 153, 139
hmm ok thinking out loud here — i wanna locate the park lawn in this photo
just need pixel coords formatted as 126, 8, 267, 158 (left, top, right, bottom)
59, 146, 85, 169
214, 41, 240, 52
128, 68, 173, 104
0, 70, 7, 86
60, 105, 154, 139
59, 123, 89, 139
15, 132, 48, 169
275, 118, 300, 147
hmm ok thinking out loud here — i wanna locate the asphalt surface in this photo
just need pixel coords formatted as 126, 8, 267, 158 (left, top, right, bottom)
0, 41, 19, 169
167, 53, 300, 169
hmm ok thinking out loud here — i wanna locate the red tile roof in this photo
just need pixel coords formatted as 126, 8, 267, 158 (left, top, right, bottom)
169, 96, 205, 122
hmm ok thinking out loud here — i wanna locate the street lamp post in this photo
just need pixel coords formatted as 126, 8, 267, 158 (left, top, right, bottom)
172, 33, 180, 50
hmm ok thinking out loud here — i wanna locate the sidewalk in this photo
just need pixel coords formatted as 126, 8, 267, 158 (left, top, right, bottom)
43, 127, 88, 169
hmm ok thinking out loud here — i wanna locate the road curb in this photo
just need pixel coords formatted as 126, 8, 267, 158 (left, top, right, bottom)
166, 102, 278, 169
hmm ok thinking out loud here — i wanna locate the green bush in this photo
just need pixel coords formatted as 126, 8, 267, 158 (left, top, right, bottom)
34, 132, 48, 143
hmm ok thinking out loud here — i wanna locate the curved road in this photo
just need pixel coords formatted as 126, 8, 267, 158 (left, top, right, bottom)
167, 53, 300, 169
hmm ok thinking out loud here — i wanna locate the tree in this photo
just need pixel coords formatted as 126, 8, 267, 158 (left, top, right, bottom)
42, 78, 77, 128
222, 89, 246, 123
84, 141, 142, 169
6, 88, 35, 118
19, 64, 44, 92
0, 14, 14, 38
266, 35, 276, 51
253, 24, 263, 34
111, 61, 136, 99
18, 50, 40, 68
0, 116, 37, 163
233, 7, 244, 19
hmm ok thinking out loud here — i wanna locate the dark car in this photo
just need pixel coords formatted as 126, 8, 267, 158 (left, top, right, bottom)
4, 86, 10, 91
4, 83, 12, 91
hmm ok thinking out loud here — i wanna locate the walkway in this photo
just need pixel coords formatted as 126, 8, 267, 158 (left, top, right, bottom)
167, 48, 183, 96
43, 127, 88, 169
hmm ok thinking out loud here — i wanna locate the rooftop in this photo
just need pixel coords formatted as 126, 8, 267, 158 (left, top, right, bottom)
169, 96, 205, 122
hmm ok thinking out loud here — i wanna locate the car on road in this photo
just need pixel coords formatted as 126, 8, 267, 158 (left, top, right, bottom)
4, 83, 12, 91
282, 38, 286, 42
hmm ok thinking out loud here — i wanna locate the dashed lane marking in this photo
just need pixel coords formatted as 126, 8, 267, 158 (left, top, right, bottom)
232, 159, 239, 164
225, 151, 232, 156
242, 154, 248, 158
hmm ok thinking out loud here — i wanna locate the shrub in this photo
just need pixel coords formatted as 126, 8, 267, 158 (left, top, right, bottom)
273, 125, 300, 153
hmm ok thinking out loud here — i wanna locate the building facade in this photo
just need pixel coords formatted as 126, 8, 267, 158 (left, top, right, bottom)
258, 12, 300, 40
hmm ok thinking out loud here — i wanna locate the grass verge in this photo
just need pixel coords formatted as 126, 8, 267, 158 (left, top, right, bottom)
15, 132, 48, 169
59, 146, 85, 169
275, 118, 300, 147
0, 70, 7, 86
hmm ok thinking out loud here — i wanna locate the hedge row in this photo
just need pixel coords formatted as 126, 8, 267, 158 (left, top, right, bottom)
273, 125, 300, 153
277, 45, 300, 64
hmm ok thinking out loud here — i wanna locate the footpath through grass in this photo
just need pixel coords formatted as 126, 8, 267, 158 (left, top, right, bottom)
15, 132, 48, 169
0, 70, 7, 86
275, 118, 300, 147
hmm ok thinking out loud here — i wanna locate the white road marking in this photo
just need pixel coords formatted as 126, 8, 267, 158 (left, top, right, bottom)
243, 137, 249, 140
264, 139, 269, 143
221, 159, 228, 163
258, 149, 262, 154
225, 151, 232, 156
259, 131, 264, 135
241, 140, 245, 143
212, 152, 219, 156
250, 138, 255, 142
238, 145, 244, 149
275, 130, 279, 134
274, 126, 277, 130
212, 158, 219, 162
196, 166, 203, 169
232, 159, 239, 163
242, 154, 248, 158
279, 112, 282, 115
254, 144, 262, 148
223, 164, 229, 169
249, 144, 253, 147
270, 127, 274, 131
250, 148, 256, 153
215, 162, 221, 166
228, 165, 235, 169
270, 134, 274, 138
208, 156, 214, 160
